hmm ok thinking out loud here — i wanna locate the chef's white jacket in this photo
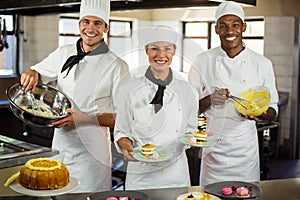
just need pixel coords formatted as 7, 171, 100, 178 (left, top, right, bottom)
189, 46, 279, 186
30, 43, 130, 192
114, 72, 198, 190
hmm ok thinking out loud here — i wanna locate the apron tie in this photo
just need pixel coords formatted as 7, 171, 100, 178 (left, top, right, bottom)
150, 84, 166, 112
61, 38, 90, 77
145, 67, 173, 113
61, 38, 109, 78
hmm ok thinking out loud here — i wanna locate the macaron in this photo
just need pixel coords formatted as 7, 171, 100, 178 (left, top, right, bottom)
235, 187, 251, 198
222, 187, 233, 195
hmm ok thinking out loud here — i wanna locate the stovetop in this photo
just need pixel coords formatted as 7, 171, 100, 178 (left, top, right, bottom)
0, 135, 58, 168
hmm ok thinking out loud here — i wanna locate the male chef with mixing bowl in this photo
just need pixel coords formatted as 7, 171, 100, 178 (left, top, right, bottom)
20, 0, 130, 193
188, 1, 279, 186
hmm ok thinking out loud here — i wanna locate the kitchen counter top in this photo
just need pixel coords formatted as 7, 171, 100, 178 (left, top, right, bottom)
0, 135, 59, 169
0, 177, 300, 199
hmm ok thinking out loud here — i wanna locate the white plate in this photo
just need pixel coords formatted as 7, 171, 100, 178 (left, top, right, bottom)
178, 134, 219, 148
176, 192, 221, 200
132, 146, 173, 163
10, 177, 79, 197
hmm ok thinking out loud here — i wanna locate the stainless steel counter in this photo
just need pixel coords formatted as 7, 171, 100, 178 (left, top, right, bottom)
0, 135, 59, 169
1, 178, 300, 200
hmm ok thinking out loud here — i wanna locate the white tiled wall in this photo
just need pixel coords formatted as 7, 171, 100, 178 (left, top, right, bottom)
22, 15, 59, 72
264, 16, 295, 147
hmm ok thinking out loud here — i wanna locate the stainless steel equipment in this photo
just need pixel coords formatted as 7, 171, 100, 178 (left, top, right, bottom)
0, 135, 58, 168
6, 83, 72, 127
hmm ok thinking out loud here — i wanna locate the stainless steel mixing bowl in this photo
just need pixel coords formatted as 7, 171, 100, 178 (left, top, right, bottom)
6, 83, 72, 127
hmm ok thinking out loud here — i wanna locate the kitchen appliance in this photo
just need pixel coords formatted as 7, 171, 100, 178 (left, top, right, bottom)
0, 135, 58, 168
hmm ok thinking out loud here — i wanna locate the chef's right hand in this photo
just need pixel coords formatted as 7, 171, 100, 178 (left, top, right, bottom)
117, 137, 137, 162
20, 69, 39, 93
210, 88, 229, 105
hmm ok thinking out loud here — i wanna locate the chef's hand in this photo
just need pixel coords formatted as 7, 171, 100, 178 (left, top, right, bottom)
20, 69, 40, 93
117, 137, 137, 162
51, 108, 96, 128
240, 113, 259, 121
242, 107, 277, 122
211, 88, 229, 105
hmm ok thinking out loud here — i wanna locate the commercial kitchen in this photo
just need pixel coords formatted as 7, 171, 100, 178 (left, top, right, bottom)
0, 0, 300, 199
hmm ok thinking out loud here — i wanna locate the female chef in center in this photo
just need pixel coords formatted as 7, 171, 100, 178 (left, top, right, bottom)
113, 26, 198, 190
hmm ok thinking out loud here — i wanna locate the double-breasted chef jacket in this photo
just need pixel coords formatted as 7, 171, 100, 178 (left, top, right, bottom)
114, 71, 198, 190
30, 42, 130, 192
189, 46, 279, 186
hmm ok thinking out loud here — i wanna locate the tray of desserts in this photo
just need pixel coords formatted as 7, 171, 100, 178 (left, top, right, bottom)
204, 181, 262, 199
10, 177, 79, 197
5, 158, 79, 197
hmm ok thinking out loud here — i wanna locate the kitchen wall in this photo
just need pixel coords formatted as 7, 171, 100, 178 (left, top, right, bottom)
21, 0, 300, 158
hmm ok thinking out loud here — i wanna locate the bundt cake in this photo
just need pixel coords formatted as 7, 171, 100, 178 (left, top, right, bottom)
19, 158, 70, 190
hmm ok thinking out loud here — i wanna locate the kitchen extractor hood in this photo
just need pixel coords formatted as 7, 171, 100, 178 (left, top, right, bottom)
0, 0, 256, 15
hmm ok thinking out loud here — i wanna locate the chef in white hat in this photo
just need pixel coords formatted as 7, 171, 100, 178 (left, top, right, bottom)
189, 1, 278, 185
113, 25, 198, 190
20, 0, 130, 192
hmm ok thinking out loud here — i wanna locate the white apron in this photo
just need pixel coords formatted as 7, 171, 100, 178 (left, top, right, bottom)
114, 75, 198, 190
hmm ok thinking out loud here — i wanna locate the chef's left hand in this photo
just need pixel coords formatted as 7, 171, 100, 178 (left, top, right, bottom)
241, 114, 259, 121
51, 108, 92, 128
241, 107, 277, 122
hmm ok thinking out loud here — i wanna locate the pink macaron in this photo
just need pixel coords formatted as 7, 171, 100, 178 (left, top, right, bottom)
235, 187, 251, 198
222, 187, 233, 195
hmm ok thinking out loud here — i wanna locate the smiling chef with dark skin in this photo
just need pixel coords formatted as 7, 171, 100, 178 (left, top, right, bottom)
20, 0, 130, 193
188, 1, 279, 186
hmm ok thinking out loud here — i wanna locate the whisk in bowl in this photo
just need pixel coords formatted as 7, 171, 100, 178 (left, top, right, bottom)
213, 87, 257, 109
228, 95, 257, 109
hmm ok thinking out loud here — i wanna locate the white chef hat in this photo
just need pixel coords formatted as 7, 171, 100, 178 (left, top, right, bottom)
79, 0, 110, 25
142, 25, 178, 46
215, 1, 245, 22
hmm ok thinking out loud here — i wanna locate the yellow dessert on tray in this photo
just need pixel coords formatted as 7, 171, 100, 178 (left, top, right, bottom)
18, 158, 70, 190
194, 130, 208, 144
141, 143, 156, 155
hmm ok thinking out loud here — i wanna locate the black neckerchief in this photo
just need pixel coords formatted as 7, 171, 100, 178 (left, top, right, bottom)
145, 67, 173, 113
61, 38, 109, 77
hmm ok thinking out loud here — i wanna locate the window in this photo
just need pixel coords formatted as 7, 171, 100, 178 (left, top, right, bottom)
0, 15, 16, 76
108, 20, 134, 69
59, 16, 80, 46
182, 19, 265, 73
182, 22, 212, 73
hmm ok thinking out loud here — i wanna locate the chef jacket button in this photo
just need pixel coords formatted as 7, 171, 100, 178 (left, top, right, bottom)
178, 108, 181, 111
176, 130, 179, 133
242, 80, 246, 82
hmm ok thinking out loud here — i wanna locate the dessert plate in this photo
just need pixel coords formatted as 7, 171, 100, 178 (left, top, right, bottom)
133, 146, 173, 163
178, 133, 219, 148
204, 181, 262, 199
10, 177, 79, 197
176, 192, 221, 200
